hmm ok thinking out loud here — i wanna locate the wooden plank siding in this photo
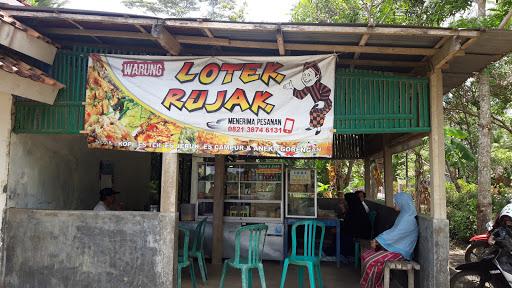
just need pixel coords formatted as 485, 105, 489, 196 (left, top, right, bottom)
334, 69, 430, 134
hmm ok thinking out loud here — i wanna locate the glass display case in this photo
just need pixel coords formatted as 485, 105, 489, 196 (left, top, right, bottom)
194, 162, 284, 223
286, 168, 317, 218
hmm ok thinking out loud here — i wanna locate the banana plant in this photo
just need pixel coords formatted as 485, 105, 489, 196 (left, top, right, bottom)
445, 127, 476, 193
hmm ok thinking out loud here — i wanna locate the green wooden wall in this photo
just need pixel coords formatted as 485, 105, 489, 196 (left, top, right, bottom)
14, 49, 430, 135
334, 69, 430, 134
13, 47, 157, 134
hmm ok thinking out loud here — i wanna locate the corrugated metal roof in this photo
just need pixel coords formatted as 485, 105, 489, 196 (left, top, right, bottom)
283, 31, 361, 45
366, 35, 440, 48
465, 30, 512, 55
1, 4, 512, 93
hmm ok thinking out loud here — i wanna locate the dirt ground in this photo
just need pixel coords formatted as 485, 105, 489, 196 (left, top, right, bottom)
179, 245, 469, 287
449, 245, 467, 276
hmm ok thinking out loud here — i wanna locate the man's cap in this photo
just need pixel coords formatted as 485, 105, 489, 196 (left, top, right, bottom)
100, 188, 120, 197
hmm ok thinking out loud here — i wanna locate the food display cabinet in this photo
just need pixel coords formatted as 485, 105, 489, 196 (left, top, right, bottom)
286, 168, 317, 218
194, 161, 284, 222
191, 158, 284, 260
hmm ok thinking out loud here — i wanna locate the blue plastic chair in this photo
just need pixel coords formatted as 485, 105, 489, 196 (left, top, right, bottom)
355, 210, 377, 268
177, 226, 197, 288
190, 218, 208, 284
280, 220, 326, 288
219, 224, 269, 288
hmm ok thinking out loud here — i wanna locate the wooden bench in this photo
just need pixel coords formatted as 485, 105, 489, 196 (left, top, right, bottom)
383, 260, 420, 288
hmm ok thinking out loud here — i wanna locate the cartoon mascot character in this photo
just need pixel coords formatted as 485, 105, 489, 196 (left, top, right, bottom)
284, 61, 332, 135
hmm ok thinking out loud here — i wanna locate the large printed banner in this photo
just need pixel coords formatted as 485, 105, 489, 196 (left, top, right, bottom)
85, 54, 335, 157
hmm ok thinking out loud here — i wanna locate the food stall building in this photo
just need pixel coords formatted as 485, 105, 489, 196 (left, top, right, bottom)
1, 4, 512, 288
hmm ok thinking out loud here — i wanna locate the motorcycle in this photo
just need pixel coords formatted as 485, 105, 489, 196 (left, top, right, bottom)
451, 226, 512, 288
465, 221, 494, 263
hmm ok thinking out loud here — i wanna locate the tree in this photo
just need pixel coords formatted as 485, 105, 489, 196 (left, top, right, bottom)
291, 0, 472, 26
122, 0, 246, 20
27, 0, 68, 8
122, 0, 200, 17
477, 69, 493, 233
327, 160, 356, 193
204, 0, 247, 21
291, 0, 364, 23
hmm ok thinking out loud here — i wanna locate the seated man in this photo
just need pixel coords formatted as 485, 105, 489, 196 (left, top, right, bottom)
94, 188, 120, 211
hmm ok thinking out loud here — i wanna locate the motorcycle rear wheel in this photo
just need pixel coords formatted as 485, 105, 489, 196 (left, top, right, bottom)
465, 242, 490, 263
450, 270, 500, 288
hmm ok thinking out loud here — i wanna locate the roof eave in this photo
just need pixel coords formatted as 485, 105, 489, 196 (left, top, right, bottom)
0, 10, 59, 64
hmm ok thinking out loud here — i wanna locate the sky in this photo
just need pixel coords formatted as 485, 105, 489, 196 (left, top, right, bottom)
64, 0, 300, 22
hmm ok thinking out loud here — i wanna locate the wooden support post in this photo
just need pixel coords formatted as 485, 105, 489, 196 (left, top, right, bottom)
160, 153, 180, 285
276, 27, 285, 56
383, 140, 394, 207
161, 153, 180, 213
429, 69, 447, 219
151, 23, 181, 55
430, 37, 461, 70
364, 159, 372, 200
351, 33, 369, 68
212, 155, 225, 264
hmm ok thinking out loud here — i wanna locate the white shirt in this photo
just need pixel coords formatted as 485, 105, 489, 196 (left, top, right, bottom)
94, 201, 108, 211
362, 200, 370, 213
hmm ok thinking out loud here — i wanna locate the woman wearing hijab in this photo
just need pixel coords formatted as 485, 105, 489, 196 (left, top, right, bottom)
360, 192, 418, 288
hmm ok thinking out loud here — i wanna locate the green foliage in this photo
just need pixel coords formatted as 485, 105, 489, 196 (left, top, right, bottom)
489, 56, 512, 117
291, 0, 364, 23
445, 127, 475, 167
283, 159, 329, 184
27, 0, 68, 8
447, 180, 478, 242
122, 0, 246, 19
494, 189, 512, 215
315, 160, 329, 184
290, 0, 473, 26
450, 0, 512, 29
122, 0, 199, 17
318, 182, 330, 192
317, 181, 330, 197
344, 161, 365, 191
417, 0, 472, 26
227, 1, 246, 21
203, 0, 247, 21
493, 143, 512, 187
447, 179, 512, 243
